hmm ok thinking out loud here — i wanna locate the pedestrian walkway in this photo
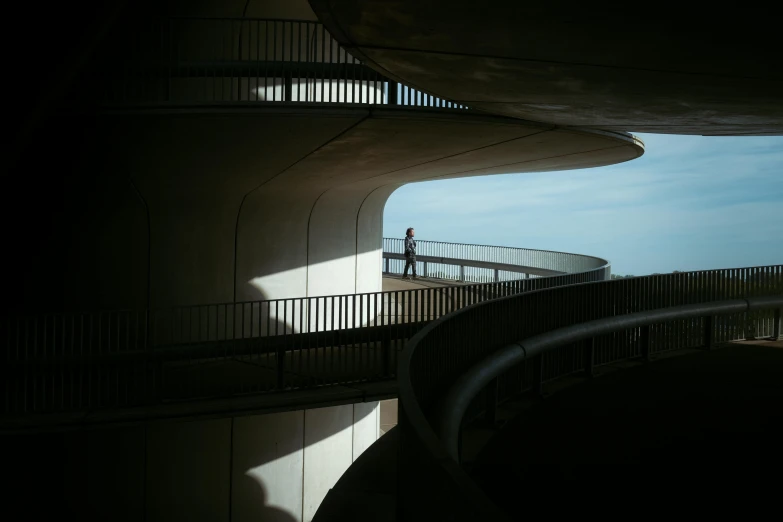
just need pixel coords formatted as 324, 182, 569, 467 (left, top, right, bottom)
382, 274, 464, 291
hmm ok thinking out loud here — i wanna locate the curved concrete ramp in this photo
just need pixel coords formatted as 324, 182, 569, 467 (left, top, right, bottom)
311, 0, 783, 135
19, 105, 640, 312
471, 341, 783, 517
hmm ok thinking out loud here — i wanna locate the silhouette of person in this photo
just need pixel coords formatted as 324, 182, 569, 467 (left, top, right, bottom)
402, 227, 418, 280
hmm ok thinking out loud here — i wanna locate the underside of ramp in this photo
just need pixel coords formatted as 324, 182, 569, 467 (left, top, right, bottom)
310, 0, 783, 135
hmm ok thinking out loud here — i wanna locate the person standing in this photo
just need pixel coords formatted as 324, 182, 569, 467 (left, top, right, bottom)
403, 227, 417, 280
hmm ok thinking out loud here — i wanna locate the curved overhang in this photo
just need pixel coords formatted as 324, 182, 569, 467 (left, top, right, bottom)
5, 99, 643, 313
309, 1, 783, 136
83, 103, 642, 308
102, 103, 644, 189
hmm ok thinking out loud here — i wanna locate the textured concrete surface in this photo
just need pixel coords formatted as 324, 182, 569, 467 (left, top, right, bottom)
379, 398, 398, 435
311, 0, 783, 135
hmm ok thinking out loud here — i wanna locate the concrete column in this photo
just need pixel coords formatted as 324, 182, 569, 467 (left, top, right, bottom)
233, 411, 305, 521
146, 419, 232, 522
3, 402, 380, 522
236, 182, 398, 333
355, 185, 399, 295
15, 111, 398, 315
118, 114, 366, 309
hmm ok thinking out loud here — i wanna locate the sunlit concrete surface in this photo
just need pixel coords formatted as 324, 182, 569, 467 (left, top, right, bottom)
379, 398, 398, 435
310, 0, 783, 135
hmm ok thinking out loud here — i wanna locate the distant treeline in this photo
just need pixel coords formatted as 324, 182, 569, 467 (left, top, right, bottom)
613, 270, 713, 279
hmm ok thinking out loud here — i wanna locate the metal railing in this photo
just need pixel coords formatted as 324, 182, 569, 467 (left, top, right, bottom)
397, 264, 783, 521
0, 242, 606, 424
382, 238, 610, 282
434, 296, 783, 462
97, 17, 466, 108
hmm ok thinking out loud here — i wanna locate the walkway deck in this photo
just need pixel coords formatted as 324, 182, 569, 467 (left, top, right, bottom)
382, 274, 466, 292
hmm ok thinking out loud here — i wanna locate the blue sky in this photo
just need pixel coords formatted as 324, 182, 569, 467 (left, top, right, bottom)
383, 133, 783, 276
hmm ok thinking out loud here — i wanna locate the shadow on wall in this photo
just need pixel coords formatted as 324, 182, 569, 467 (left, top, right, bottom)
241, 476, 298, 522
149, 287, 295, 344
1, 403, 380, 522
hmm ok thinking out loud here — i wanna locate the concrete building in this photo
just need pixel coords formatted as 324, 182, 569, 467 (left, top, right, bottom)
5, 0, 643, 315
310, 1, 783, 136
4, 1, 777, 521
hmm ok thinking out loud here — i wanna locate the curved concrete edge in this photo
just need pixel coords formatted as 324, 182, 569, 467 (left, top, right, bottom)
387, 238, 611, 268
308, 1, 783, 135
433, 296, 783, 462
15, 102, 640, 313
395, 262, 781, 519
98, 102, 642, 150
384, 252, 564, 277
397, 326, 512, 521
313, 426, 400, 522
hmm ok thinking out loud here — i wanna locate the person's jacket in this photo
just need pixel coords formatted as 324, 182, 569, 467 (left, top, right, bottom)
404, 236, 416, 257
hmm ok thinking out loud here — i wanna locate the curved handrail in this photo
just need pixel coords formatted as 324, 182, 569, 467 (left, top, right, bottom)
383, 252, 563, 278
383, 237, 609, 282
433, 295, 783, 461
397, 264, 783, 521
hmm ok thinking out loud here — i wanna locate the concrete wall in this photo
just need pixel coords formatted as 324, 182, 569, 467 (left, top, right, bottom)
6, 106, 641, 317
356, 185, 399, 294
37, 111, 388, 312
62, 173, 151, 311
5, 402, 379, 522
117, 114, 364, 309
